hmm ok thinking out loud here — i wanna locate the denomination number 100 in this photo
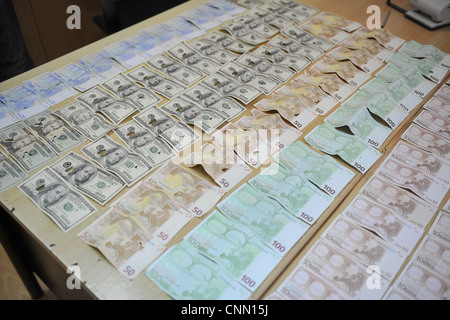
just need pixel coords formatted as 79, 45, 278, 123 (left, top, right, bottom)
241, 275, 256, 288
272, 240, 286, 253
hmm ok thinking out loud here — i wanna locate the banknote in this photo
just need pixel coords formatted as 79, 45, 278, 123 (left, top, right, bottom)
164, 17, 205, 41
387, 52, 448, 84
341, 194, 423, 256
311, 57, 371, 88
50, 152, 126, 205
374, 67, 436, 99
245, 7, 292, 29
133, 106, 200, 152
145, 161, 225, 217
281, 24, 335, 52
184, 210, 282, 292
101, 40, 148, 69
327, 46, 384, 74
359, 78, 422, 112
254, 94, 318, 131
0, 101, 20, 130
207, 0, 248, 17
274, 141, 355, 197
391, 140, 450, 184
300, 18, 351, 44
110, 181, 192, 245
19, 167, 97, 232
23, 110, 86, 155
179, 6, 223, 31
81, 135, 153, 186
201, 72, 262, 104
236, 53, 295, 83
423, 96, 450, 119
77, 52, 126, 81
267, 35, 324, 61
160, 95, 226, 134
304, 122, 382, 173
354, 27, 405, 51
341, 35, 393, 62
78, 209, 164, 279
231, 15, 279, 38
398, 40, 450, 69
321, 215, 406, 281
141, 24, 182, 53
342, 91, 408, 129
325, 104, 392, 148
296, 70, 356, 102
190, 39, 239, 64
201, 31, 255, 53
235, 108, 302, 153
53, 63, 102, 92
181, 141, 252, 192
376, 156, 448, 207
360, 174, 437, 230
275, 82, 338, 116
435, 85, 450, 102
248, 163, 333, 224
252, 45, 310, 72
76, 87, 138, 124
385, 260, 449, 300
125, 32, 167, 58
444, 199, 450, 212
271, 0, 319, 18
147, 53, 204, 87
113, 120, 175, 167
24, 72, 78, 106
101, 73, 162, 110
182, 83, 246, 121
401, 123, 450, 162
299, 239, 389, 299
0, 122, 56, 172
259, 2, 309, 24
127, 65, 187, 100
52, 101, 114, 141
274, 263, 347, 300
0, 84, 50, 120
146, 240, 251, 300
0, 150, 28, 193
219, 61, 280, 95
167, 41, 222, 75
210, 122, 271, 169
217, 183, 310, 255
313, 11, 362, 32
429, 211, 450, 245
411, 235, 450, 279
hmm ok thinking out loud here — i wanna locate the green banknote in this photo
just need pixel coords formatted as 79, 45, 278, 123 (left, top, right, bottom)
304, 122, 382, 174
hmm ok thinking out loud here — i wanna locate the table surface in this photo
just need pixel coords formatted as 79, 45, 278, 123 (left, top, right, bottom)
0, 0, 449, 300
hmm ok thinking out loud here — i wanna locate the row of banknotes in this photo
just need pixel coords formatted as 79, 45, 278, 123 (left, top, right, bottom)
266, 82, 450, 300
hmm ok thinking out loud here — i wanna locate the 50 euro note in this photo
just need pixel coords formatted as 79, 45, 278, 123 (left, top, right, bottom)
181, 141, 252, 192
299, 239, 390, 299
19, 167, 97, 232
300, 18, 352, 44
274, 140, 355, 197
376, 155, 448, 207
359, 174, 437, 230
248, 163, 333, 225
217, 183, 310, 257
321, 215, 407, 281
304, 122, 382, 174
110, 181, 193, 246
326, 46, 383, 74
184, 210, 282, 292
146, 240, 251, 300
313, 11, 362, 33
354, 27, 405, 51
341, 35, 393, 62
78, 208, 165, 279
144, 161, 225, 217
325, 104, 392, 149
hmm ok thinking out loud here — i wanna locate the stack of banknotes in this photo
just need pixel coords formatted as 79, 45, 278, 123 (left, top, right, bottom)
0, 0, 449, 300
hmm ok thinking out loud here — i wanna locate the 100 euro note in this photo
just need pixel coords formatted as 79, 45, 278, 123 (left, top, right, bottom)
146, 240, 251, 300
184, 210, 282, 292
304, 122, 381, 174
19, 167, 96, 232
78, 208, 165, 279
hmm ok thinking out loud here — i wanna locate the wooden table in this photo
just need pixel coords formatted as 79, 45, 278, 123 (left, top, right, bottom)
0, 0, 449, 300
